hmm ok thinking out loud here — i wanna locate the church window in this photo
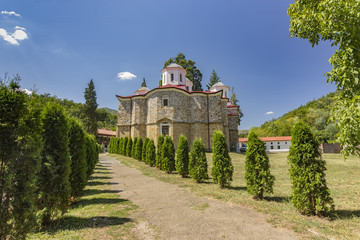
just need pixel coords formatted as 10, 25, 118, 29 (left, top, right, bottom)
180, 74, 182, 82
171, 73, 174, 81
161, 125, 169, 135
163, 98, 168, 106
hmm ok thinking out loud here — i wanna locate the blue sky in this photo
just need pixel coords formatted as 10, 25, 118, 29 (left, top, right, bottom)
0, 0, 336, 130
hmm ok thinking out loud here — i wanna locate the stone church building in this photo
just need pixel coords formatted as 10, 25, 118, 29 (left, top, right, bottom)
116, 63, 240, 151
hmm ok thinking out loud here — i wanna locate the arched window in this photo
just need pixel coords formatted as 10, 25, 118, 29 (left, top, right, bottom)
171, 73, 174, 81
180, 74, 182, 82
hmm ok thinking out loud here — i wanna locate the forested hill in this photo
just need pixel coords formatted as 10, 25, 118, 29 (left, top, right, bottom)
37, 93, 118, 131
252, 92, 339, 143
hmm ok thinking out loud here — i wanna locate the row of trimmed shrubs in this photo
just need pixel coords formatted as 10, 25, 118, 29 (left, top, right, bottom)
109, 130, 233, 187
0, 79, 100, 239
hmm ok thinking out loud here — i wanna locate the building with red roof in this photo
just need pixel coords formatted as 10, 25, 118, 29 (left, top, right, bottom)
239, 136, 292, 152
116, 64, 240, 151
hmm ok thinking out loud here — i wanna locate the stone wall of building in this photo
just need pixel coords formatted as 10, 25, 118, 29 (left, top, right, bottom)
117, 88, 237, 151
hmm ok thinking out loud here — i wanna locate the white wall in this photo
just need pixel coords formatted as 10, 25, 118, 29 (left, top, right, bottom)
264, 140, 291, 152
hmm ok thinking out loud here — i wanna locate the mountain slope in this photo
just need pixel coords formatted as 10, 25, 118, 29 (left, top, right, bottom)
253, 92, 339, 143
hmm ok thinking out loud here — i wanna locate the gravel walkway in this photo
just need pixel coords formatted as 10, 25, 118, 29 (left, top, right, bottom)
100, 155, 297, 240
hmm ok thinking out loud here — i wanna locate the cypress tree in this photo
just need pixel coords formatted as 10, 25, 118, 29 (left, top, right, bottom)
155, 135, 165, 169
189, 138, 208, 182
161, 136, 176, 173
37, 103, 71, 226
0, 78, 43, 239
142, 137, 150, 162
108, 137, 113, 153
288, 122, 334, 215
119, 138, 124, 155
211, 130, 234, 188
123, 137, 128, 156
245, 131, 274, 199
83, 79, 98, 135
135, 138, 143, 160
146, 139, 156, 167
132, 137, 138, 158
176, 134, 190, 177
68, 118, 87, 198
126, 138, 133, 157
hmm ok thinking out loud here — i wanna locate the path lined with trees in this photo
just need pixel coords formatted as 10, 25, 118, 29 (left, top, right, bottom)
101, 154, 297, 240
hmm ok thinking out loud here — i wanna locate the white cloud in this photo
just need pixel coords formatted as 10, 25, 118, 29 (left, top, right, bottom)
0, 28, 19, 45
1, 10, 21, 17
12, 29, 28, 40
117, 72, 137, 81
0, 26, 28, 45
265, 111, 274, 115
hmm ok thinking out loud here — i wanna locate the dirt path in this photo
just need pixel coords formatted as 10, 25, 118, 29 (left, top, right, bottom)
100, 155, 297, 240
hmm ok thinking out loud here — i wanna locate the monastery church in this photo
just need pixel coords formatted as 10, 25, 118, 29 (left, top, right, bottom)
116, 63, 240, 151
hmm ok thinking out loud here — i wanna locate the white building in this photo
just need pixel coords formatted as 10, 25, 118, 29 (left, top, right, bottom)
239, 136, 292, 153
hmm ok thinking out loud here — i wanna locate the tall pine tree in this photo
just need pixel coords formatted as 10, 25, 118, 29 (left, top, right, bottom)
83, 79, 98, 135
207, 69, 220, 90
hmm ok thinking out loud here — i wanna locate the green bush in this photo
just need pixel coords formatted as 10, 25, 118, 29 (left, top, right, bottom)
211, 130, 234, 188
142, 137, 150, 162
146, 139, 156, 167
176, 134, 189, 177
37, 103, 71, 226
132, 137, 138, 158
161, 136, 175, 173
119, 138, 124, 155
155, 135, 164, 169
68, 118, 87, 198
85, 134, 98, 179
108, 137, 114, 153
189, 138, 208, 182
122, 137, 128, 156
116, 137, 121, 154
126, 137, 133, 157
0, 78, 43, 239
245, 131, 274, 199
288, 122, 334, 215
135, 137, 143, 160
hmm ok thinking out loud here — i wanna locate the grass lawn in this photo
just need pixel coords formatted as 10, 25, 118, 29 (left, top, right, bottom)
111, 152, 360, 240
28, 163, 138, 240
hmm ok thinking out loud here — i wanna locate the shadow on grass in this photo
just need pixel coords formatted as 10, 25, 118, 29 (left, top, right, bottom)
329, 209, 360, 220
87, 181, 118, 186
94, 167, 108, 170
82, 189, 122, 197
91, 171, 114, 175
40, 216, 132, 233
264, 196, 291, 203
90, 176, 112, 180
71, 197, 128, 209
227, 186, 247, 191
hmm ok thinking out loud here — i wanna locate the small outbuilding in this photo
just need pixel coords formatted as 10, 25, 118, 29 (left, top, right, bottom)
239, 136, 292, 153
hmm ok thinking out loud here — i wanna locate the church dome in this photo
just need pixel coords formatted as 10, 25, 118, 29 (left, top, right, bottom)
134, 86, 150, 95
210, 81, 230, 98
165, 63, 184, 69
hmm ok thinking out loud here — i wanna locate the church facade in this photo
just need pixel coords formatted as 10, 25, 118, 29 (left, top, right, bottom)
116, 63, 240, 151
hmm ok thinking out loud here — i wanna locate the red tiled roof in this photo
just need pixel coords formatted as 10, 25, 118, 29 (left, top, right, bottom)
227, 105, 238, 108
97, 129, 116, 136
239, 136, 292, 142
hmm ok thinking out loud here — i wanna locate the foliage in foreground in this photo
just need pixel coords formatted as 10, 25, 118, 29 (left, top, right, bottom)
189, 138, 208, 182
146, 139, 156, 167
211, 130, 233, 188
288, 122, 334, 215
176, 135, 189, 177
156, 135, 164, 169
245, 131, 274, 199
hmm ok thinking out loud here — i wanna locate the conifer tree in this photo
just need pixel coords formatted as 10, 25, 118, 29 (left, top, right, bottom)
135, 137, 143, 160
156, 135, 165, 168
37, 103, 71, 225
161, 136, 175, 173
83, 79, 98, 135
68, 118, 87, 198
245, 131, 274, 199
176, 134, 189, 177
0, 77, 43, 239
108, 138, 114, 153
126, 137, 133, 157
288, 122, 334, 215
118, 138, 123, 155
85, 134, 97, 178
146, 139, 156, 167
116, 138, 121, 154
142, 137, 150, 162
132, 137, 138, 158
212, 130, 234, 188
123, 137, 128, 156
141, 78, 147, 87
207, 69, 220, 90
189, 138, 208, 182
